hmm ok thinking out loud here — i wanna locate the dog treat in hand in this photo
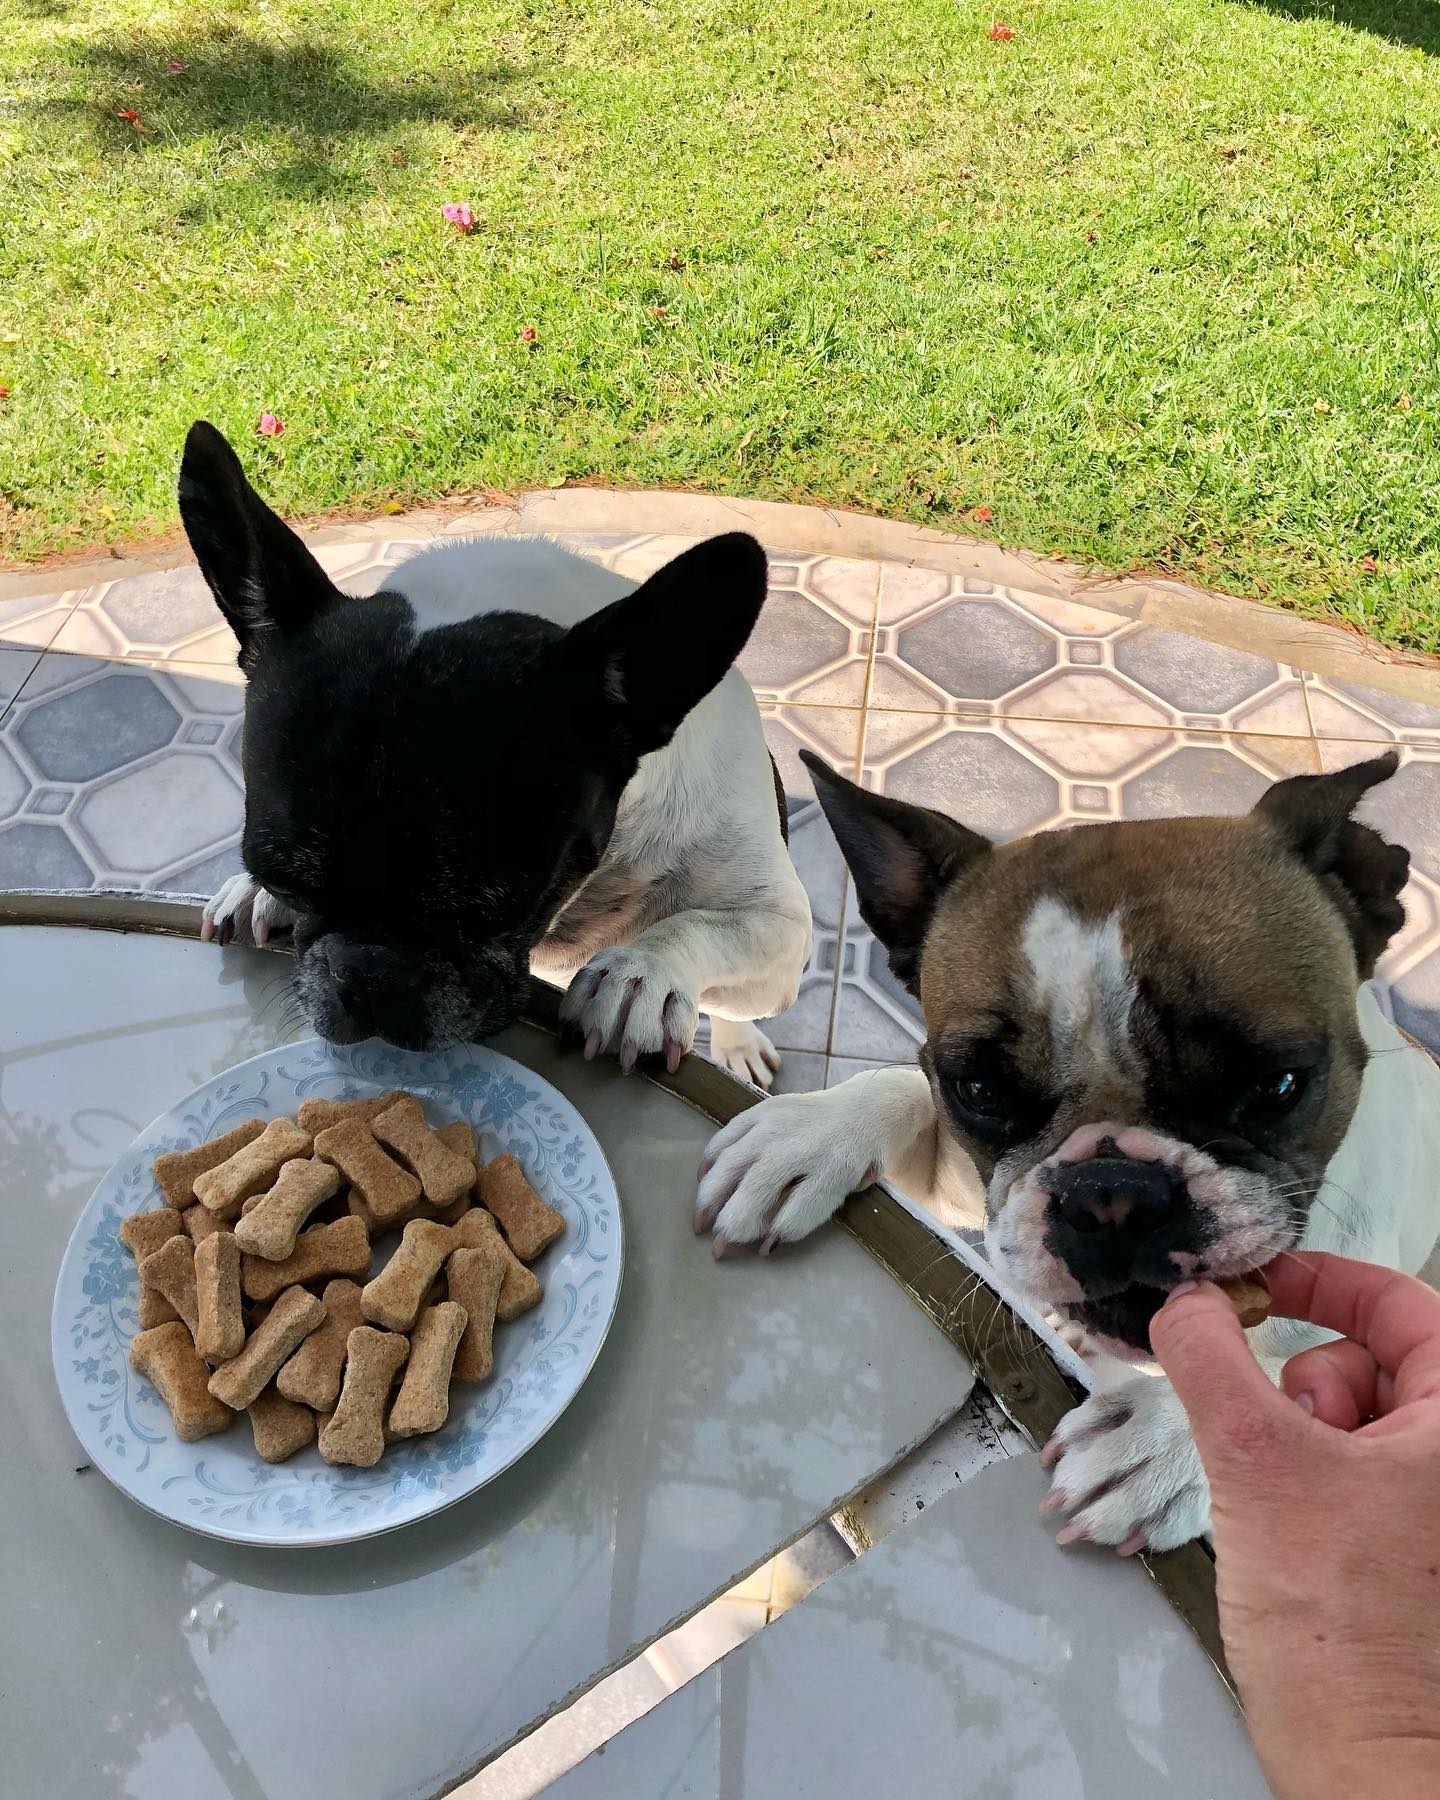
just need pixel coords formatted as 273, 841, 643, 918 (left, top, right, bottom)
131, 1323, 234, 1441
276, 1278, 364, 1409
1217, 1274, 1271, 1329
233, 1157, 341, 1261
208, 1285, 326, 1411
248, 1386, 317, 1464
194, 1230, 246, 1363
477, 1155, 564, 1261
296, 1090, 406, 1134
193, 1117, 312, 1219
153, 1118, 266, 1209
446, 1241, 507, 1380
242, 1214, 371, 1303
314, 1119, 420, 1228
361, 1220, 455, 1332
451, 1208, 543, 1321
319, 1327, 409, 1467
389, 1301, 468, 1438
139, 1235, 200, 1338
372, 1096, 475, 1208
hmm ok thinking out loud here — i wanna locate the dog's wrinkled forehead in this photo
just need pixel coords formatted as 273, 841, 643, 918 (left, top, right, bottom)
922, 813, 1363, 1064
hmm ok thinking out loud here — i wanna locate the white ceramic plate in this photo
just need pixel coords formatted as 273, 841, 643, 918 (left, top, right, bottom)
51, 1038, 623, 1547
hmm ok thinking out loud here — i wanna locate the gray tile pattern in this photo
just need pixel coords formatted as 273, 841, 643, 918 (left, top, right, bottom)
4, 526, 1440, 1086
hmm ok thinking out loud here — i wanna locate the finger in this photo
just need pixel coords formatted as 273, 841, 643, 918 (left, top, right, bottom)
1148, 1281, 1297, 1470
1263, 1251, 1440, 1389
1281, 1338, 1381, 1430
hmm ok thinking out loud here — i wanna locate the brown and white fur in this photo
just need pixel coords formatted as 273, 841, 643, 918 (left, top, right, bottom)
696, 750, 1440, 1552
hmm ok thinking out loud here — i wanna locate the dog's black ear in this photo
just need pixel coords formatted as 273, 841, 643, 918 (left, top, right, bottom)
555, 533, 767, 756
801, 752, 991, 995
1253, 751, 1408, 976
178, 421, 340, 671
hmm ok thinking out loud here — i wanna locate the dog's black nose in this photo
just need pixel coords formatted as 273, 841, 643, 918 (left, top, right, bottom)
1053, 1154, 1178, 1237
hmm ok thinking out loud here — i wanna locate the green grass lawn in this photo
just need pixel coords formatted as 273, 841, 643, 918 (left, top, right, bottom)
4, 0, 1440, 650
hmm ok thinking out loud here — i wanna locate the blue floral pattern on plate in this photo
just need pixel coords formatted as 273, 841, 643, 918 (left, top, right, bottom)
50, 1039, 623, 1548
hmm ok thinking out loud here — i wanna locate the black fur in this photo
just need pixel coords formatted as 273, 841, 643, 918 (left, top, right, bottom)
178, 422, 769, 1050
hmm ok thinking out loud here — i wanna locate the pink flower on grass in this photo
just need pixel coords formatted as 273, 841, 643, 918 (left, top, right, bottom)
442, 202, 475, 232
518, 325, 537, 343
257, 412, 285, 437
167, 59, 189, 74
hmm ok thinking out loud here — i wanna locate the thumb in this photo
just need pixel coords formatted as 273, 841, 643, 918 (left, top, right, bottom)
1149, 1282, 1298, 1475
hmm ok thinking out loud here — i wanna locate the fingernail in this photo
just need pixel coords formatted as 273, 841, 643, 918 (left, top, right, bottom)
1164, 1280, 1200, 1305
1295, 1390, 1315, 1415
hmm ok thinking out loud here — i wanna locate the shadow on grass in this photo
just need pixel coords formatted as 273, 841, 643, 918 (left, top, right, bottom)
35, 26, 527, 196
1240, 0, 1440, 54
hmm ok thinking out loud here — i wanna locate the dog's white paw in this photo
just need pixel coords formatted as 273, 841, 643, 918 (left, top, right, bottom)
560, 945, 699, 1074
693, 1086, 885, 1255
201, 874, 295, 948
1040, 1375, 1211, 1554
706, 1018, 782, 1090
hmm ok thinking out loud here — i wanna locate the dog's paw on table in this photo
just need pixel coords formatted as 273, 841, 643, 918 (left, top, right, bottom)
202, 874, 295, 947
694, 1087, 883, 1257
705, 1018, 781, 1090
560, 946, 700, 1075
1040, 1375, 1211, 1554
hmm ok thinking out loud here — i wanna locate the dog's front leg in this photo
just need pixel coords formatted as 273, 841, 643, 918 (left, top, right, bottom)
692, 1066, 941, 1253
1041, 1325, 1331, 1553
559, 904, 809, 1077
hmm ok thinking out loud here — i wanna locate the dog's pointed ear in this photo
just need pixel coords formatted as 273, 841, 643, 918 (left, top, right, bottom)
801, 751, 991, 995
1253, 751, 1408, 976
178, 421, 340, 671
555, 533, 767, 756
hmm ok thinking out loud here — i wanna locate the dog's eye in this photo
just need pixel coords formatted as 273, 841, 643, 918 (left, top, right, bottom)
954, 1074, 1010, 1126
1248, 1069, 1306, 1114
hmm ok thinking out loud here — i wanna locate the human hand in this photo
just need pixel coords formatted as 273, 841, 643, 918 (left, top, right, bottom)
1149, 1253, 1440, 1800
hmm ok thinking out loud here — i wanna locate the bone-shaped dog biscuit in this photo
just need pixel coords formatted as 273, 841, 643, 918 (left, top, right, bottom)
319, 1327, 409, 1467
182, 1203, 225, 1244
476, 1155, 564, 1261
120, 1209, 183, 1261
208, 1285, 326, 1410
194, 1230, 246, 1362
346, 1185, 470, 1234
139, 1235, 200, 1338
153, 1118, 266, 1209
193, 1117, 313, 1218
446, 1241, 506, 1380
131, 1322, 235, 1441
360, 1220, 455, 1332
372, 1096, 475, 1208
436, 1120, 478, 1167
248, 1386, 317, 1464
242, 1215, 371, 1303
233, 1157, 341, 1261
450, 1208, 543, 1321
121, 1209, 184, 1328
296, 1090, 406, 1134
1218, 1275, 1272, 1329
389, 1301, 468, 1438
314, 1119, 420, 1227
276, 1278, 364, 1409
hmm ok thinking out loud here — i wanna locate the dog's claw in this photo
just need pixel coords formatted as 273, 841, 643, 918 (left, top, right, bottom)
254, 915, 270, 947
1038, 1488, 1067, 1514
1055, 1522, 1090, 1547
619, 1041, 638, 1075
583, 1029, 601, 1061
759, 1232, 778, 1257
1117, 1532, 1149, 1558
664, 1037, 683, 1073
1039, 1434, 1064, 1470
200, 914, 216, 944
712, 1232, 730, 1260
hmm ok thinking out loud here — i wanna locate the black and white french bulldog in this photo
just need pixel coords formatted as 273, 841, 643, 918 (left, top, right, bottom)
697, 750, 1440, 1550
178, 422, 811, 1083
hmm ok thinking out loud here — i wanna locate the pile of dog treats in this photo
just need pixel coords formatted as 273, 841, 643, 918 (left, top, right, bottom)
121, 1090, 563, 1468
